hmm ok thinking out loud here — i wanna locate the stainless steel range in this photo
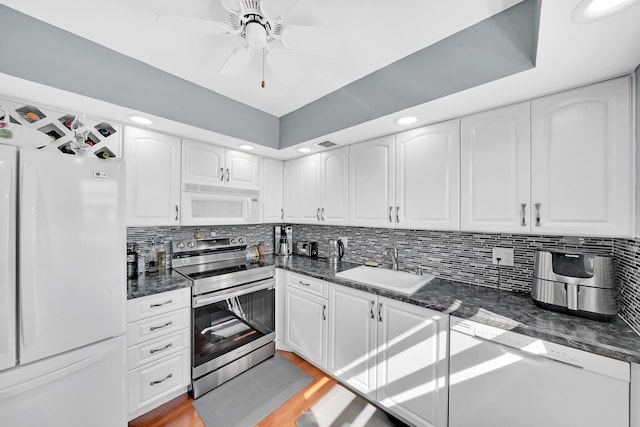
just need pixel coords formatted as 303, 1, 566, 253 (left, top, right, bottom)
171, 236, 275, 399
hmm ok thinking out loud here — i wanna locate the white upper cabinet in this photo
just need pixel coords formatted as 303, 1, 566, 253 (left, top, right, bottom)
321, 147, 349, 225
181, 140, 224, 186
226, 149, 260, 189
282, 159, 299, 222
262, 158, 284, 223
298, 154, 323, 223
350, 120, 460, 230
395, 119, 460, 230
350, 136, 396, 228
461, 102, 531, 233
531, 77, 632, 236
182, 139, 260, 190
287, 147, 349, 225
124, 127, 181, 226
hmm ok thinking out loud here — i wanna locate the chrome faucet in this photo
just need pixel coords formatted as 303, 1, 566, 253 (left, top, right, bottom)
383, 247, 399, 270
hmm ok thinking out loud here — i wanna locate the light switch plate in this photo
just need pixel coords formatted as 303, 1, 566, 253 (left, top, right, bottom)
492, 247, 514, 266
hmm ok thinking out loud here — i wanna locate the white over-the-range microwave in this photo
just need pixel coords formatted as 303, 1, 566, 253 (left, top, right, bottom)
181, 183, 260, 225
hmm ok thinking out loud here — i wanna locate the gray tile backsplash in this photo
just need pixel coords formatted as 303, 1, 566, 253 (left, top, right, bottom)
127, 223, 640, 334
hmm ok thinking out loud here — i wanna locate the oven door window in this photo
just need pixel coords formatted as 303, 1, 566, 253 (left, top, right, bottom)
193, 287, 275, 367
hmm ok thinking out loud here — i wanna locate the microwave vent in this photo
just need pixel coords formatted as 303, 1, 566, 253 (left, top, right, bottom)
317, 140, 337, 148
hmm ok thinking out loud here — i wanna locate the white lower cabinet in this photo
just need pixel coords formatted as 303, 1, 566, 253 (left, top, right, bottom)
327, 282, 449, 427
284, 278, 329, 370
126, 288, 191, 421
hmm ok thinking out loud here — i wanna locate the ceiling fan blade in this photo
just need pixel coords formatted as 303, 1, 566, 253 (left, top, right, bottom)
220, 47, 254, 77
156, 15, 231, 35
262, 0, 302, 19
281, 26, 340, 57
266, 51, 302, 85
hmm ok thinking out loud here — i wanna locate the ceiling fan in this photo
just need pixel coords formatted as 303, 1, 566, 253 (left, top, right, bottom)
156, 0, 337, 86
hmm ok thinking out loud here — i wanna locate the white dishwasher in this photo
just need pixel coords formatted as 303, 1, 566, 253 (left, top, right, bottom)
449, 317, 630, 427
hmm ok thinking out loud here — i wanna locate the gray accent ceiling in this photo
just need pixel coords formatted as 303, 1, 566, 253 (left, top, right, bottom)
0, 5, 280, 149
279, 0, 540, 147
0, 1, 540, 149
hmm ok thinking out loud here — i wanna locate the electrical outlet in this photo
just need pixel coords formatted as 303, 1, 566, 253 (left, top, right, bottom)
210, 231, 216, 237
339, 237, 349, 248
492, 248, 514, 266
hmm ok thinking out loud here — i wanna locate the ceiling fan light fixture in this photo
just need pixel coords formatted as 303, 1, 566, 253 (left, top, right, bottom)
245, 21, 267, 49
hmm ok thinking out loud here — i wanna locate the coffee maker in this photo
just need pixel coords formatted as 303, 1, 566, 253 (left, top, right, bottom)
274, 225, 293, 256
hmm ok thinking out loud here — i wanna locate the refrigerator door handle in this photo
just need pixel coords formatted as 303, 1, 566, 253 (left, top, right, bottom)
20, 162, 40, 349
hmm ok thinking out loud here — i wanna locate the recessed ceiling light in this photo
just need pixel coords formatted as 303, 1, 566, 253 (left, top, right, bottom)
239, 144, 254, 151
127, 115, 153, 125
572, 0, 638, 22
395, 116, 418, 126
297, 147, 311, 153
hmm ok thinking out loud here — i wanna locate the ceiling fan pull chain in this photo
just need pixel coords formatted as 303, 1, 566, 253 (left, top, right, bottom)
261, 48, 266, 88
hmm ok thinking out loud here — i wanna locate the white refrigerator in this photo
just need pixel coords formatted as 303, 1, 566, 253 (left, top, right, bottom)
0, 130, 127, 426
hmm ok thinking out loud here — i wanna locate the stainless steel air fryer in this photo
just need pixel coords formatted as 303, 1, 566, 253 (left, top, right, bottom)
532, 250, 616, 321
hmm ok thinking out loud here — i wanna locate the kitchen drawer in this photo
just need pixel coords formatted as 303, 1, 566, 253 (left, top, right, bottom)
127, 308, 190, 346
128, 328, 190, 370
127, 288, 190, 323
128, 349, 190, 415
287, 271, 328, 298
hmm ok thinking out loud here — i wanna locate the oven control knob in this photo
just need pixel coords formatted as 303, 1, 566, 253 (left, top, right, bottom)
231, 238, 237, 244
177, 242, 185, 249
238, 237, 245, 244
187, 241, 195, 248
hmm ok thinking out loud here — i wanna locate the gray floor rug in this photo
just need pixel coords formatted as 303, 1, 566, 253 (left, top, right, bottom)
296, 385, 407, 427
193, 354, 312, 427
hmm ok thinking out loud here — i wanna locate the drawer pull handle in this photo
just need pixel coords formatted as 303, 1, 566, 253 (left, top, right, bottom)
388, 206, 392, 222
535, 202, 541, 227
316, 208, 321, 221
225, 168, 230, 182
378, 303, 383, 322
150, 373, 173, 386
280, 208, 284, 220
299, 280, 311, 287
322, 304, 327, 321
150, 343, 173, 354
396, 206, 400, 223
520, 203, 527, 226
175, 205, 179, 221
150, 300, 173, 308
370, 301, 375, 319
150, 321, 173, 331
219, 167, 225, 181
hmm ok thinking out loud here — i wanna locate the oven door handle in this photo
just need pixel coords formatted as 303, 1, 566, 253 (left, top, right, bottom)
192, 278, 275, 307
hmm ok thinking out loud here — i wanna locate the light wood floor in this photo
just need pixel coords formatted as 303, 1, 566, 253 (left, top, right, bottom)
128, 351, 337, 427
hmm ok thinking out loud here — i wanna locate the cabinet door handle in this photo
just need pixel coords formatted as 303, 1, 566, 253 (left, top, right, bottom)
396, 206, 400, 223
520, 203, 527, 227
225, 168, 230, 182
321, 208, 325, 221
280, 208, 284, 220
535, 203, 541, 227
150, 299, 173, 308
150, 373, 173, 386
150, 321, 173, 331
378, 303, 383, 322
174, 205, 179, 221
322, 305, 327, 321
150, 343, 173, 354
316, 208, 321, 221
298, 280, 310, 287
388, 206, 393, 223
219, 167, 225, 181
370, 301, 375, 319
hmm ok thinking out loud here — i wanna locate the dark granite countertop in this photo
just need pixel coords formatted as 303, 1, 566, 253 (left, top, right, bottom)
126, 254, 640, 364
127, 269, 192, 299
274, 255, 640, 364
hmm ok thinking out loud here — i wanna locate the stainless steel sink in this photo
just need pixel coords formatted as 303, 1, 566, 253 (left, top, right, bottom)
334, 266, 434, 295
